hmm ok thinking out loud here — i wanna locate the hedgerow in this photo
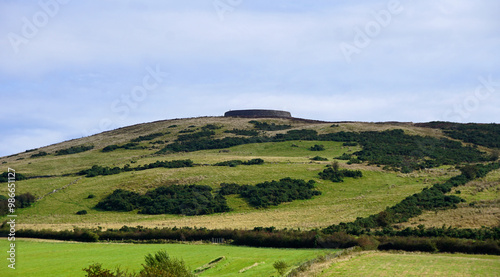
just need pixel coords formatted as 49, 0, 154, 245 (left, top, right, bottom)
55, 145, 94, 155
213, 158, 264, 167
323, 163, 500, 234
78, 159, 193, 177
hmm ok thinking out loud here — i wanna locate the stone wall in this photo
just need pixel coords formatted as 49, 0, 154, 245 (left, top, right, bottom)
224, 109, 292, 118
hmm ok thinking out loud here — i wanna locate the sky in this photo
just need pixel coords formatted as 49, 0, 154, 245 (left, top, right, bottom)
1, 0, 499, 157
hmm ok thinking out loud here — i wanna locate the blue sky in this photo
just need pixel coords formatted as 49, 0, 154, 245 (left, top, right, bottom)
1, 0, 499, 157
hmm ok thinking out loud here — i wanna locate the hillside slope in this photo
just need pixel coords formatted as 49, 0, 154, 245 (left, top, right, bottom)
1, 117, 498, 231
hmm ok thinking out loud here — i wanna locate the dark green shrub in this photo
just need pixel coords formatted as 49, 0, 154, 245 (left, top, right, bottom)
201, 124, 221, 130
176, 130, 215, 142
242, 158, 264, 165
55, 145, 94, 155
273, 260, 288, 276
0, 172, 27, 182
15, 192, 36, 208
214, 160, 243, 167
30, 151, 48, 158
335, 153, 351, 160
96, 185, 230, 216
249, 121, 291, 131
342, 142, 358, 146
239, 178, 321, 208
76, 210, 88, 215
95, 189, 141, 211
318, 166, 362, 183
311, 156, 328, 161
218, 183, 242, 195
347, 157, 362, 164
82, 263, 115, 277
121, 142, 145, 150
102, 143, 145, 152
378, 236, 437, 252
224, 129, 259, 136
214, 158, 263, 167
79, 160, 193, 177
316, 232, 359, 248
309, 144, 325, 151
131, 132, 165, 142
141, 250, 194, 277
102, 145, 119, 152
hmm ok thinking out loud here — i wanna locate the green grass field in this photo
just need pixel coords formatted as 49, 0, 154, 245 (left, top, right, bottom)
1, 238, 334, 277
1, 132, 457, 230
319, 251, 500, 277
1, 141, 454, 230
1, 117, 499, 277
0, 116, 495, 230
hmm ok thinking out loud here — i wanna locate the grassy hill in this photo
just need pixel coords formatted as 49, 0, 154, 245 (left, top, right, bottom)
1, 116, 499, 231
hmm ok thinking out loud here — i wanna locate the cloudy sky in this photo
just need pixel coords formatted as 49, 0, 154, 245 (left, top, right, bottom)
1, 0, 499, 157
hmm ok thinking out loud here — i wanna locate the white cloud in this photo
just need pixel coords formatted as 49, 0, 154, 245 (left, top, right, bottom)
1, 0, 499, 157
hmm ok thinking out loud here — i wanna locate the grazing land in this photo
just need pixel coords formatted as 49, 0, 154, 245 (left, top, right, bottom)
318, 251, 500, 277
3, 238, 333, 277
0, 117, 464, 230
1, 116, 499, 276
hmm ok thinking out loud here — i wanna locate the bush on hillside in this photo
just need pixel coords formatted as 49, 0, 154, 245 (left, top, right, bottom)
55, 145, 94, 155
318, 163, 362, 182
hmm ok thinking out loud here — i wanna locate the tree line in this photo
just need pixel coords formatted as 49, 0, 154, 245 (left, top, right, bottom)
78, 159, 193, 177
416, 122, 500, 149
5, 225, 499, 255
323, 162, 500, 234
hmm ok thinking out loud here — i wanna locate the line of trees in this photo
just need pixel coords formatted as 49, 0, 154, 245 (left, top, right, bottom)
416, 122, 500, 149
176, 130, 215, 142
102, 142, 147, 152
55, 145, 94, 155
223, 129, 259, 136
130, 132, 167, 142
78, 159, 193, 177
213, 158, 264, 167
323, 162, 500, 234
5, 225, 499, 255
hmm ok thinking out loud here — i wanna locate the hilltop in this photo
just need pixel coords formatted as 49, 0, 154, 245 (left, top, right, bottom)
1, 116, 499, 231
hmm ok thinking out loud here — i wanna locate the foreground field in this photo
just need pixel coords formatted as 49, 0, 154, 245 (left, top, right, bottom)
2, 238, 333, 277
318, 251, 500, 277
3, 239, 499, 277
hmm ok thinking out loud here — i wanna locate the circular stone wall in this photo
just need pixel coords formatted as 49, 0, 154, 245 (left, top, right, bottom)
224, 109, 292, 118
